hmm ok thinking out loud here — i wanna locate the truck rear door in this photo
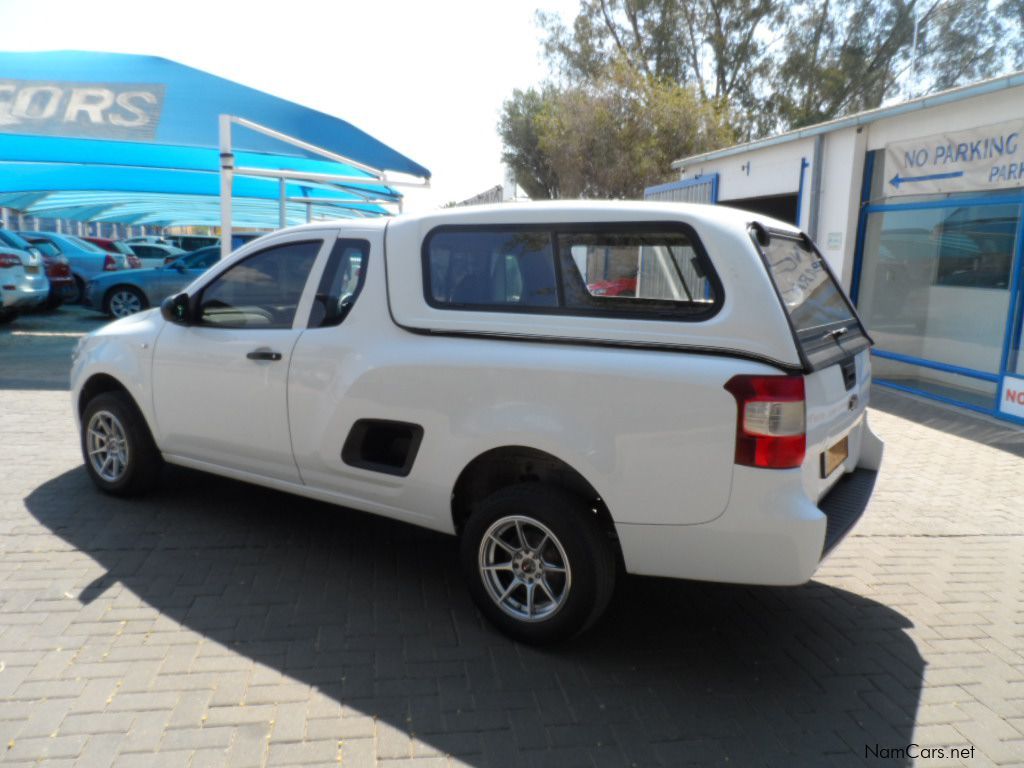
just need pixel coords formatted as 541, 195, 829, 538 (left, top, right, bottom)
754, 225, 875, 503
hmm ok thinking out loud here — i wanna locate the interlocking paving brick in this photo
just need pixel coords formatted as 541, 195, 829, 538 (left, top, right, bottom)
2, 309, 1024, 766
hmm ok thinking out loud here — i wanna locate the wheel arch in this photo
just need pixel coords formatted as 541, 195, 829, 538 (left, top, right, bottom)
450, 446, 622, 563
78, 373, 140, 424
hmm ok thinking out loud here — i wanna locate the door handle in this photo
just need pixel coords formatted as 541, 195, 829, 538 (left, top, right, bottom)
246, 348, 282, 361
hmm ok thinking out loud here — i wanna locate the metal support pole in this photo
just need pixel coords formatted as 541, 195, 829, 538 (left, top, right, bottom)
279, 178, 287, 230
808, 135, 825, 242
0, 207, 8, 228
306, 202, 312, 223
219, 114, 234, 261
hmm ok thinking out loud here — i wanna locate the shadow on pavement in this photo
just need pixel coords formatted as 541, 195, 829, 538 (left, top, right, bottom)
871, 385, 1024, 459
27, 466, 924, 767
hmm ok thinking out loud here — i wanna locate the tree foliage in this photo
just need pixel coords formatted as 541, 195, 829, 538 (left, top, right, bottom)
501, 0, 1022, 199
773, 0, 1011, 129
534, 63, 734, 198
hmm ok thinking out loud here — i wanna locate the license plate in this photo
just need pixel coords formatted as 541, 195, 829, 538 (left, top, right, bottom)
821, 435, 848, 478
26, 265, 39, 274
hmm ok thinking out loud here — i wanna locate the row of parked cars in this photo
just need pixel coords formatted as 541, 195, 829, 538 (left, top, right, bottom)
0, 230, 259, 323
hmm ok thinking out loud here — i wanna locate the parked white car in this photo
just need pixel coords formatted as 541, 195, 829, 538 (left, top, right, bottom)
0, 245, 49, 323
70, 202, 883, 642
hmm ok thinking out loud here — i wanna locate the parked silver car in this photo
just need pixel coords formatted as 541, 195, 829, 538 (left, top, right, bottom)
83, 246, 220, 318
0, 245, 49, 323
126, 242, 186, 269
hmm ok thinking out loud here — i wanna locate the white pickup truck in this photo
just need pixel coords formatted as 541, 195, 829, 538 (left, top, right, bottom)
71, 201, 883, 642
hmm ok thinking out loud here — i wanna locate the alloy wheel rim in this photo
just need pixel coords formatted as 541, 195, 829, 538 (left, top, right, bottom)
478, 515, 572, 622
86, 410, 130, 483
110, 290, 142, 317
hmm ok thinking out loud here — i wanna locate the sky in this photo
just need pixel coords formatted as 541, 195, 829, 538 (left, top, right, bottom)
0, 0, 582, 213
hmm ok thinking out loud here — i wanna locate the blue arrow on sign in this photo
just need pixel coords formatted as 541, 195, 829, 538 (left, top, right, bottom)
890, 170, 964, 189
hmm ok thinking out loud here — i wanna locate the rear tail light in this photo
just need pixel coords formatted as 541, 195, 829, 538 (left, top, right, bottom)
0, 254, 22, 268
724, 375, 806, 469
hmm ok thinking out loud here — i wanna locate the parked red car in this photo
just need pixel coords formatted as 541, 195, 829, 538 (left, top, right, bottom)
586, 276, 638, 297
83, 237, 142, 269
27, 239, 77, 308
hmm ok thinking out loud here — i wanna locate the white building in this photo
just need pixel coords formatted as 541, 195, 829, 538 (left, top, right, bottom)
654, 71, 1024, 426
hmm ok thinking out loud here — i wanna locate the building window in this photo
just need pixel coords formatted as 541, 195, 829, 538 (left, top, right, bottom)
856, 201, 1021, 406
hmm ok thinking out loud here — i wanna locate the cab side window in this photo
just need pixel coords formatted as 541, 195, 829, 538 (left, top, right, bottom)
198, 240, 321, 329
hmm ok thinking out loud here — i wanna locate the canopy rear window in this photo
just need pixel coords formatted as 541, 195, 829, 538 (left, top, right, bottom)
755, 227, 870, 369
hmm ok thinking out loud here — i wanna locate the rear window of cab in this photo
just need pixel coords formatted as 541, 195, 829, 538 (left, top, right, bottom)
423, 223, 722, 321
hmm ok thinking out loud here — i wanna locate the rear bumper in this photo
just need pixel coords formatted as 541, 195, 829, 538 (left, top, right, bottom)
617, 419, 883, 586
48, 276, 75, 297
1, 283, 49, 309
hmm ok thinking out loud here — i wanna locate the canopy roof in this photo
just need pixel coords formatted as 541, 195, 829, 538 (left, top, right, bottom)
0, 51, 430, 228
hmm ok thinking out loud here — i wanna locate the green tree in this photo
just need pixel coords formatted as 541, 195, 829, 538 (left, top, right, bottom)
500, 61, 734, 199
498, 86, 561, 200
539, 0, 779, 137
1000, 0, 1024, 69
500, 0, 1021, 198
773, 0, 1010, 130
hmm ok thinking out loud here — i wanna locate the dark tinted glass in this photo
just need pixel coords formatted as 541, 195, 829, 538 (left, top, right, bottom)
426, 230, 557, 308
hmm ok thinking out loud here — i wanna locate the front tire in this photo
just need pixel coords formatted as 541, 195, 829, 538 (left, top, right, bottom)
460, 484, 616, 643
81, 391, 163, 495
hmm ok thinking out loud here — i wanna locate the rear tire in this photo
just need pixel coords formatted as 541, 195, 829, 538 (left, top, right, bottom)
44, 291, 63, 310
104, 285, 147, 318
460, 483, 616, 643
81, 391, 163, 496
0, 310, 17, 325
66, 275, 84, 305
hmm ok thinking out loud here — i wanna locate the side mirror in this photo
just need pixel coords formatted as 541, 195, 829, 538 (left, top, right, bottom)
160, 292, 192, 325
174, 262, 186, 273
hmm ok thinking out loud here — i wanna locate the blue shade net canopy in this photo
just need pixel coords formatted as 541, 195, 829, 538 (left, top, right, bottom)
0, 51, 430, 228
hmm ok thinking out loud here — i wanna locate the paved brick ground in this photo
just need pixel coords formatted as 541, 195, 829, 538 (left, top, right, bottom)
1, 308, 1022, 767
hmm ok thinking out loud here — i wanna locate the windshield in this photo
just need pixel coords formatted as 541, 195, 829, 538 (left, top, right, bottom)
169, 247, 219, 270
33, 241, 60, 257
65, 235, 104, 253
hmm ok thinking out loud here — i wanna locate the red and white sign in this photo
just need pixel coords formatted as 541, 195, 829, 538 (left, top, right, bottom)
999, 375, 1024, 420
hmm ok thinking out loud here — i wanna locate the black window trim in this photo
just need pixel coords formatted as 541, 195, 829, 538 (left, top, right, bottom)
421, 221, 724, 323
192, 237, 325, 331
